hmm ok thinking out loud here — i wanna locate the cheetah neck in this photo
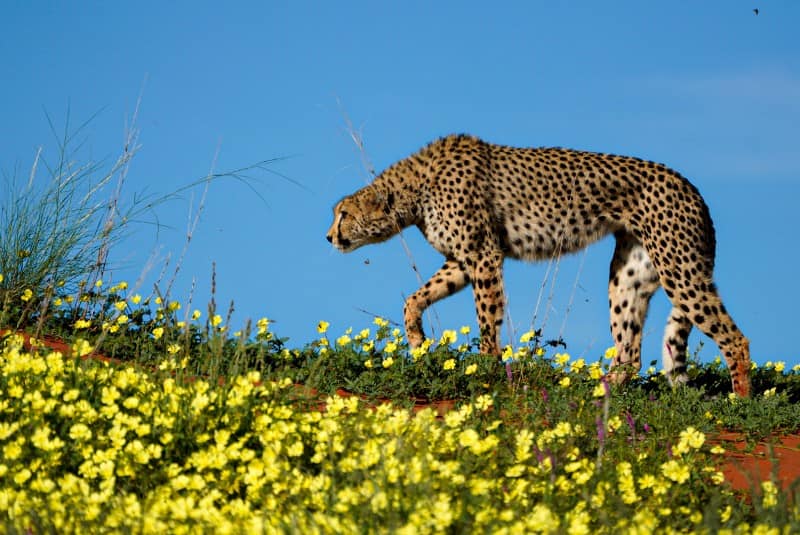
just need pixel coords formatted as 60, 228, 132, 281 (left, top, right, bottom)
371, 156, 425, 229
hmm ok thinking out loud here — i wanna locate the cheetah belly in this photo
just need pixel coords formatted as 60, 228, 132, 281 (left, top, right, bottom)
503, 216, 615, 261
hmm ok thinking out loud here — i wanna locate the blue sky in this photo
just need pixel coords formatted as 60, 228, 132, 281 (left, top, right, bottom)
1, 1, 798, 368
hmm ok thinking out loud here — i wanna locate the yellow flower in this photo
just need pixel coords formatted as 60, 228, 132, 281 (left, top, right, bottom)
167, 344, 181, 355
336, 334, 351, 347
72, 339, 93, 357
439, 330, 457, 345
131, 294, 142, 304
69, 423, 92, 442
255, 317, 270, 334
554, 353, 570, 366
774, 361, 785, 373
152, 327, 164, 340
559, 376, 571, 388
569, 358, 586, 373
460, 325, 471, 335
317, 320, 330, 334
520, 330, 537, 343
0, 273, 3, 283
382, 357, 394, 368
410, 346, 426, 361
475, 394, 493, 411
465, 363, 478, 375
502, 345, 514, 360
114, 301, 127, 311
116, 314, 129, 325
720, 505, 732, 523
604, 346, 618, 360
354, 328, 370, 340
678, 426, 705, 450
607, 416, 622, 432
168, 301, 181, 311
761, 480, 778, 508
373, 317, 389, 328
14, 468, 32, 485
661, 459, 690, 484
384, 341, 398, 354
21, 288, 33, 302
443, 359, 456, 371
364, 359, 373, 369
593, 382, 607, 397
95, 279, 103, 288
529, 505, 560, 532
192, 309, 202, 321
589, 363, 603, 380
211, 314, 223, 327
74, 319, 92, 329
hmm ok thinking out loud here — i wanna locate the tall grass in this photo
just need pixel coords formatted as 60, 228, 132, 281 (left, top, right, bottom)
0, 110, 140, 329
0, 107, 289, 336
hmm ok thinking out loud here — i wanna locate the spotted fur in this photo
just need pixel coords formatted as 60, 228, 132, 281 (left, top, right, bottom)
326, 135, 750, 397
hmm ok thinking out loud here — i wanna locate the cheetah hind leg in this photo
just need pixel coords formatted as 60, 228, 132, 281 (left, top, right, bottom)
666, 280, 752, 398
403, 259, 470, 347
662, 308, 692, 386
607, 233, 660, 386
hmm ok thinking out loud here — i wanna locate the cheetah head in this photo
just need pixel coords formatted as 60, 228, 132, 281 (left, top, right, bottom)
326, 186, 400, 252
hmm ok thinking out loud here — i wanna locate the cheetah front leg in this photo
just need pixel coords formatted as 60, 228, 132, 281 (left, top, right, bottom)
466, 251, 505, 356
403, 259, 470, 347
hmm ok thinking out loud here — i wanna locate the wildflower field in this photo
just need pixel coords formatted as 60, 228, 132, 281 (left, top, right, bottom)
2, 278, 800, 534
2, 132, 799, 534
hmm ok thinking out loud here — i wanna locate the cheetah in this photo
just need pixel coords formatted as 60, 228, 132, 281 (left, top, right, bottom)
326, 135, 751, 397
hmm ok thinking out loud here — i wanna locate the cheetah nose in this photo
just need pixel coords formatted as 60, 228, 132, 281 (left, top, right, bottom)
326, 234, 333, 243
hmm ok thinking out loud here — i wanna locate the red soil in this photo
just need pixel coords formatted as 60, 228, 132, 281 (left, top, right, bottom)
4, 329, 800, 492
711, 432, 800, 491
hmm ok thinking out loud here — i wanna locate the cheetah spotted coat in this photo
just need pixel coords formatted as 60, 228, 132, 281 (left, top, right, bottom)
327, 135, 750, 397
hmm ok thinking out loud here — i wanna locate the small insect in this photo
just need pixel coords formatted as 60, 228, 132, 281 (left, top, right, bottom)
364, 258, 370, 265
753, 8, 759, 15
